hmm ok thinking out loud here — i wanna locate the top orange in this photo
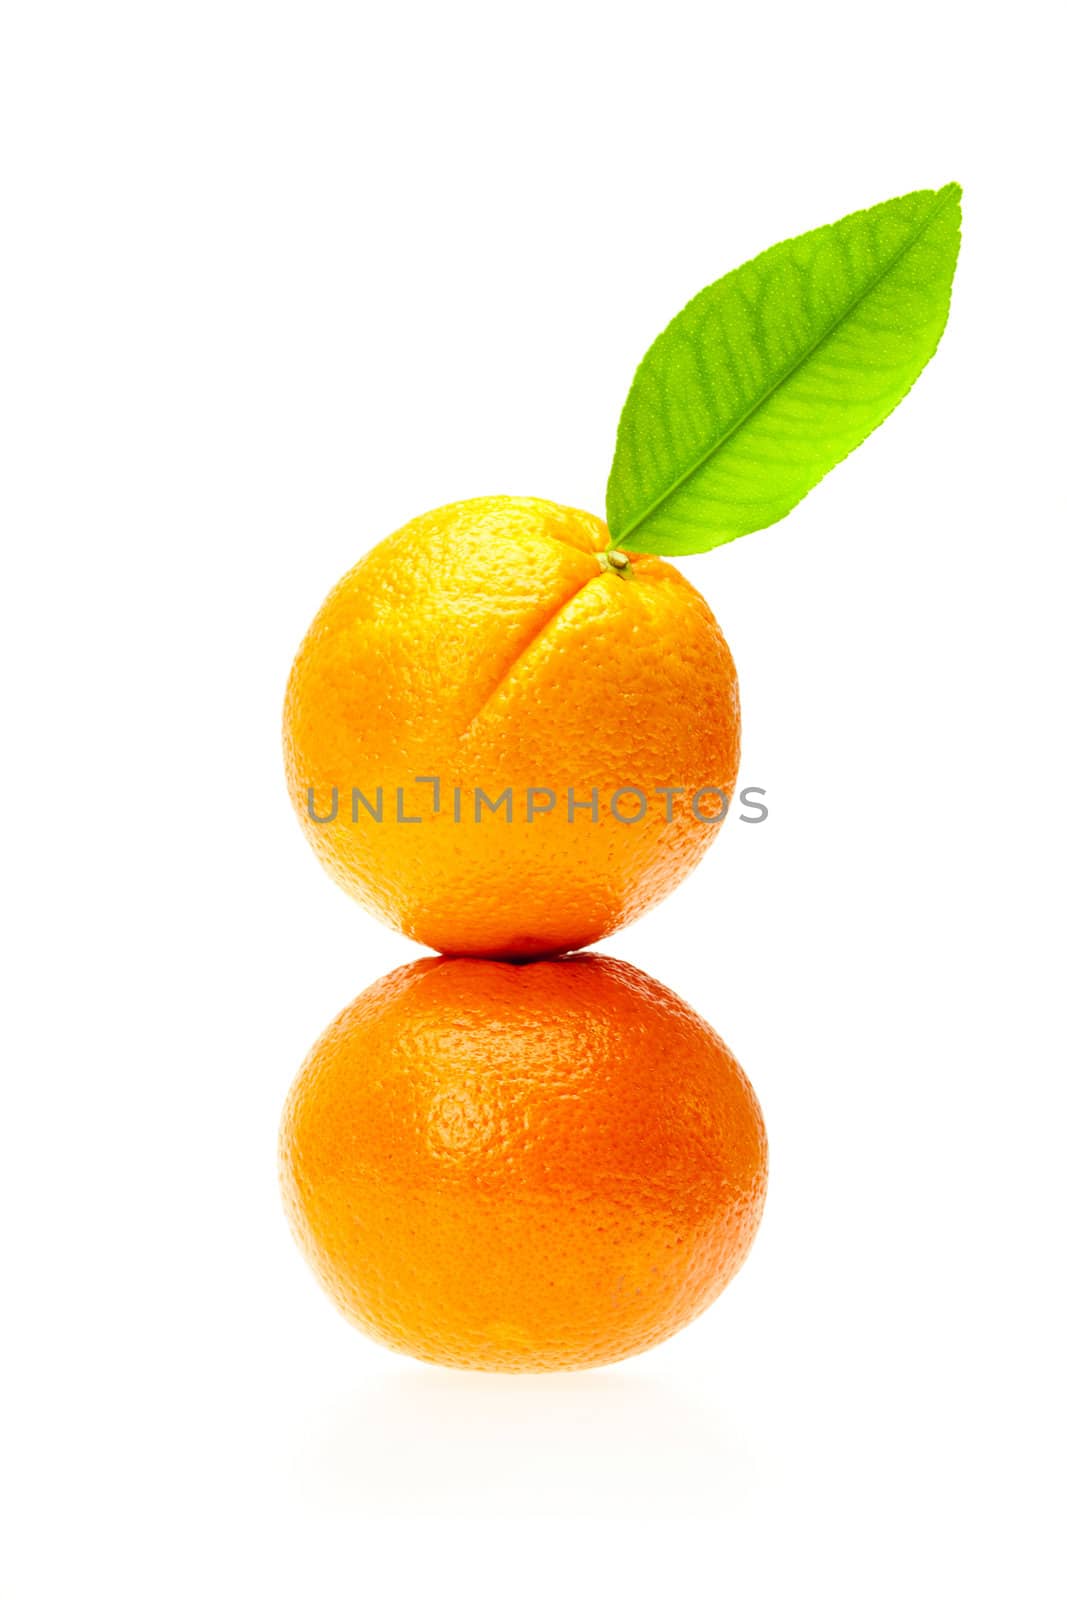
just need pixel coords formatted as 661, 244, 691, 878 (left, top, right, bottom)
283, 496, 739, 956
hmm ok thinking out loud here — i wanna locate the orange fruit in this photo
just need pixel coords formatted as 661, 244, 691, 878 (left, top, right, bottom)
283, 496, 739, 957
280, 953, 767, 1372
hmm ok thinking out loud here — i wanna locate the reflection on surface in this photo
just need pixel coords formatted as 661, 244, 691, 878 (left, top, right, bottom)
291, 1365, 761, 1521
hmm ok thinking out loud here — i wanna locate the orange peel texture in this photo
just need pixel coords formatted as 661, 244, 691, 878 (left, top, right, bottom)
283, 497, 740, 956
280, 954, 767, 1373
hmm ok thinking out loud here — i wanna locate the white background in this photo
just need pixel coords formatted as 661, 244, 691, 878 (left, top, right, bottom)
2, 3, 1064, 1595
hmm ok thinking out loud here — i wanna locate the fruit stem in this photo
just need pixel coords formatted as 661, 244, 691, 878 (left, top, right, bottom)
597, 550, 633, 580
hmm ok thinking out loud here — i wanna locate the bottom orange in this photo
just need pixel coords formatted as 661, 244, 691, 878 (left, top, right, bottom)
280, 954, 767, 1372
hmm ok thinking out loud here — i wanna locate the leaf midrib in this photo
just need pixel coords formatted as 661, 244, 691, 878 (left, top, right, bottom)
612, 184, 958, 549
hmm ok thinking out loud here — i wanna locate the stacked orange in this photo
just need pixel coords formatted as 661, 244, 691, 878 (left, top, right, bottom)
280, 497, 767, 1371
277, 184, 961, 1371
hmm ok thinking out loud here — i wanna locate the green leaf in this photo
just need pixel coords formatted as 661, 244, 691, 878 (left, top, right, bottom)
606, 183, 962, 555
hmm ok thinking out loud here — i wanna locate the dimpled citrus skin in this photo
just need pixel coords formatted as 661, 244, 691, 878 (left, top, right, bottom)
283, 496, 739, 957
280, 954, 767, 1373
